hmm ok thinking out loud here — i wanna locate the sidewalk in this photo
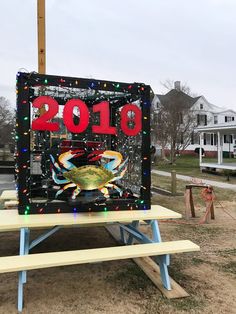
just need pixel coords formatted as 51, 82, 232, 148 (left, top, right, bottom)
152, 169, 236, 191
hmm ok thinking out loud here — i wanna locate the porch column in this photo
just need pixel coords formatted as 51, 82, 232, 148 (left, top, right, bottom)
220, 133, 223, 164
217, 131, 222, 164
199, 132, 203, 164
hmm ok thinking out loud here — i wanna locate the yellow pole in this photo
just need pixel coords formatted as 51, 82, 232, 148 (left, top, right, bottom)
37, 0, 46, 74
37, 0, 46, 121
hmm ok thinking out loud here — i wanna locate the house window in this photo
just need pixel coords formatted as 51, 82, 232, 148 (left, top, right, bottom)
191, 132, 199, 145
225, 116, 235, 122
200, 104, 203, 110
214, 134, 217, 145
203, 133, 211, 145
195, 133, 200, 144
206, 134, 211, 145
214, 116, 218, 124
224, 135, 233, 143
197, 114, 207, 126
191, 132, 194, 145
210, 134, 214, 145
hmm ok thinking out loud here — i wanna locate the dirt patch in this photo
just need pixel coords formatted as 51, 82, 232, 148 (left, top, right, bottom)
0, 199, 235, 314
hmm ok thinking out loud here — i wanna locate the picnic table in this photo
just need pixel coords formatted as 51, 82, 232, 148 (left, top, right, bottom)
0, 205, 199, 312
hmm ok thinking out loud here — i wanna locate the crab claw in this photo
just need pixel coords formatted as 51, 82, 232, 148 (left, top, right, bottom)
58, 149, 84, 170
101, 151, 123, 172
87, 150, 105, 162
70, 149, 85, 158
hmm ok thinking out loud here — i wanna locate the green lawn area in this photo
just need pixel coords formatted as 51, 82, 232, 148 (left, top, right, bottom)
153, 155, 236, 184
152, 173, 236, 205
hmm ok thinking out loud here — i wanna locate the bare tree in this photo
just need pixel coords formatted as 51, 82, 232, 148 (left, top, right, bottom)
151, 104, 169, 160
160, 79, 198, 97
0, 97, 15, 149
152, 81, 197, 164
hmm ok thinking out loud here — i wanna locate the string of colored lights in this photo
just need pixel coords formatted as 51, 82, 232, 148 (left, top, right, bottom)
16, 72, 151, 215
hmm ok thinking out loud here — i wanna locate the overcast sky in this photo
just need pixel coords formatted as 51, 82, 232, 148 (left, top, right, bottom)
1, 0, 236, 110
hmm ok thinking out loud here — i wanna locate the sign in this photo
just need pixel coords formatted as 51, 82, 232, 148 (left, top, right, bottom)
16, 72, 151, 214
32, 97, 142, 136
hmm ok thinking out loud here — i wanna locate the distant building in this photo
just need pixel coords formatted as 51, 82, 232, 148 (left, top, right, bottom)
152, 82, 236, 157
196, 123, 236, 170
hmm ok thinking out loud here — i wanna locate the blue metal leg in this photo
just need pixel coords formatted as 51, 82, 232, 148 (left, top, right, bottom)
127, 221, 139, 245
120, 226, 126, 244
119, 223, 151, 244
29, 226, 60, 250
18, 271, 24, 312
157, 255, 171, 290
118, 220, 171, 290
151, 220, 171, 290
18, 228, 28, 312
151, 220, 162, 242
22, 229, 30, 284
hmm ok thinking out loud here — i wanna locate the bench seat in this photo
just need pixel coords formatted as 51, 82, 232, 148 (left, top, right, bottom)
0, 190, 17, 201
4, 200, 18, 208
0, 240, 199, 273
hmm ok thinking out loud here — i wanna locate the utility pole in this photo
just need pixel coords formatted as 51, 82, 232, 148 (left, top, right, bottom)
37, 0, 46, 74
37, 0, 46, 120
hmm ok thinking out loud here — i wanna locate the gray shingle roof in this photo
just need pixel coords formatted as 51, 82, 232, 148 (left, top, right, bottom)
156, 89, 200, 108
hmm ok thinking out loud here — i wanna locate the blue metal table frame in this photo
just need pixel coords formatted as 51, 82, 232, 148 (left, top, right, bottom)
17, 219, 170, 312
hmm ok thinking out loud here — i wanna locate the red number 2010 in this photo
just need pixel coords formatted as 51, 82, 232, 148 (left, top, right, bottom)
32, 96, 142, 136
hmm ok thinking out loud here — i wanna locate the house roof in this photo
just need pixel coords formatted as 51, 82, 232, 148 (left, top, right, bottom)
156, 89, 200, 108
155, 89, 236, 115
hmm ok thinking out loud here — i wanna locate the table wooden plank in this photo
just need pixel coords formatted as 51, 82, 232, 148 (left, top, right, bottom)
0, 205, 181, 231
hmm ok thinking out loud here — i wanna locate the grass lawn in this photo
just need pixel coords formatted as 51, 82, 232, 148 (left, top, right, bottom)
152, 173, 236, 208
153, 155, 236, 184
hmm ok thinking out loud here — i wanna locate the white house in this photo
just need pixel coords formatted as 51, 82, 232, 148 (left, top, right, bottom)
152, 82, 236, 157
196, 123, 236, 171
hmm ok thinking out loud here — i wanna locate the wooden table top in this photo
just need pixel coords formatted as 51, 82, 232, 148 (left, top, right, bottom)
0, 205, 181, 231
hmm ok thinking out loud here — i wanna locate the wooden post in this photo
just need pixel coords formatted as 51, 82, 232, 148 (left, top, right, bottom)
171, 170, 176, 195
37, 0, 46, 139
184, 189, 190, 220
184, 186, 195, 220
37, 0, 46, 74
189, 188, 195, 217
210, 200, 215, 220
205, 202, 211, 223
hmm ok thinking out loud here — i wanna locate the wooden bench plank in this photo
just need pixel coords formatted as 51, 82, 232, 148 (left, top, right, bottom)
0, 190, 17, 200
0, 240, 199, 273
134, 257, 189, 298
4, 200, 18, 209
